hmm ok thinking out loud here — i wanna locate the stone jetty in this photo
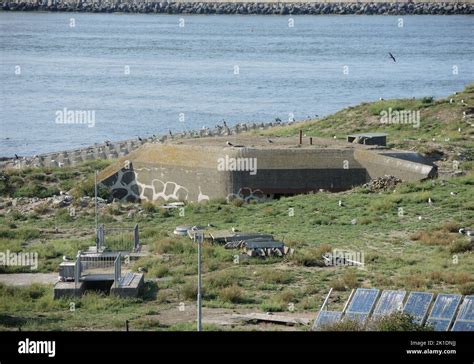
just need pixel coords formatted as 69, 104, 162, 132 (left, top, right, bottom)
1, 0, 473, 15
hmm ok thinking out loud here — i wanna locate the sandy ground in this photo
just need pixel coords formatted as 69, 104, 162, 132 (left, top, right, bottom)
154, 303, 316, 331
0, 273, 58, 286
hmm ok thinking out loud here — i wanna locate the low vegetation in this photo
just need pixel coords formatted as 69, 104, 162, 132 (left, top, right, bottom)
0, 86, 473, 331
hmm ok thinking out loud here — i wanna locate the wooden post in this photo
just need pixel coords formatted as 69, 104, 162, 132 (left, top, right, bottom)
299, 130, 303, 145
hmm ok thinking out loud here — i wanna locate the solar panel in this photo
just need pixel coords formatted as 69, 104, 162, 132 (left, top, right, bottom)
451, 295, 474, 332
344, 312, 368, 323
403, 292, 434, 324
427, 294, 462, 331
373, 290, 406, 317
426, 318, 452, 332
455, 295, 474, 321
346, 288, 380, 314
452, 321, 474, 331
313, 311, 342, 330
429, 294, 462, 319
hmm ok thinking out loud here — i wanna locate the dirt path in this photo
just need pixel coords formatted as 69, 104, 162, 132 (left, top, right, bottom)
0, 273, 58, 286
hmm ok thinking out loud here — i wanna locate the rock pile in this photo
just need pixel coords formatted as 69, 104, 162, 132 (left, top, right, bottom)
1, 1, 473, 15
362, 175, 402, 192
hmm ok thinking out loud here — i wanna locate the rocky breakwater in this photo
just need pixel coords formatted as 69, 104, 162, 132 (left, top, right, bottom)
1, 1, 473, 15
0, 120, 286, 170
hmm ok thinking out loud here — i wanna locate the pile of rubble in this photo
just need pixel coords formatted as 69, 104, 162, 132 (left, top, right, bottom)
362, 175, 402, 192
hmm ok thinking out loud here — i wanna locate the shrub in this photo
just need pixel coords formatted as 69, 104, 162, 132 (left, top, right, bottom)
449, 240, 472, 254
260, 270, 293, 284
152, 238, 194, 255
276, 290, 297, 304
404, 275, 426, 289
292, 244, 331, 267
342, 270, 359, 289
33, 203, 50, 215
141, 201, 156, 213
207, 271, 240, 289
218, 285, 244, 304
260, 301, 285, 312
411, 229, 455, 246
330, 278, 347, 292
181, 282, 198, 301
369, 312, 431, 331
319, 319, 364, 331
231, 198, 245, 207
459, 282, 474, 295
13, 184, 59, 199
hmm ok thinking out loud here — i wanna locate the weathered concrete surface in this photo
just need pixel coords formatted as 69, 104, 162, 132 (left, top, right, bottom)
110, 273, 144, 298
354, 149, 437, 181
53, 281, 84, 299
98, 135, 435, 202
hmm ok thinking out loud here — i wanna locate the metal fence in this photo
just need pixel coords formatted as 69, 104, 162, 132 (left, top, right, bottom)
96, 224, 140, 253
80, 253, 117, 277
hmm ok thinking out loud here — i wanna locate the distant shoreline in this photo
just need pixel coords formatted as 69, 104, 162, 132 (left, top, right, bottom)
1, 1, 473, 15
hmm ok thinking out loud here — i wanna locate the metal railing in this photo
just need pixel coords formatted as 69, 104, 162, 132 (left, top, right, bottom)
96, 224, 140, 253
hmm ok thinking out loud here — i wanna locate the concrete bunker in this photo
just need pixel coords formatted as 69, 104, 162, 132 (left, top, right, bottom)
97, 134, 436, 203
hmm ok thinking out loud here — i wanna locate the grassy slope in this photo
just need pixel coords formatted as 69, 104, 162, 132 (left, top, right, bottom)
258, 83, 474, 171
0, 86, 473, 331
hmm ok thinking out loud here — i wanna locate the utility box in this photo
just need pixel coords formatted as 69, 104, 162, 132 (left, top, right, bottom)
59, 262, 75, 282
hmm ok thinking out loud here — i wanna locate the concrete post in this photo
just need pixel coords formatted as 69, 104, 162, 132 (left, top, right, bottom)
196, 233, 203, 332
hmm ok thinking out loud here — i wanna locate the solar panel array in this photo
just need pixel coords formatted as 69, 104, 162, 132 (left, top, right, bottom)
312, 289, 473, 331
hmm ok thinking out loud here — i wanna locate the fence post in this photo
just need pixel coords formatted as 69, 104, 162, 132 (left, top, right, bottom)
114, 253, 121, 288
96, 224, 105, 251
134, 224, 139, 252
74, 251, 81, 290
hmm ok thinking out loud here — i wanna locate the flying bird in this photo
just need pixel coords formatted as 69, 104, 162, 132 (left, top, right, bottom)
137, 136, 143, 142
389, 52, 396, 62
169, 130, 173, 137
267, 139, 273, 144
226, 141, 233, 147
14, 154, 19, 159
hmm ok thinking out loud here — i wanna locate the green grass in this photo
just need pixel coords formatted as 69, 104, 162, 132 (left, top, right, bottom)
0, 86, 473, 331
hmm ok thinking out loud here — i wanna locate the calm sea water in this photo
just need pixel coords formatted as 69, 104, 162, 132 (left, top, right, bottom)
0, 13, 473, 156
